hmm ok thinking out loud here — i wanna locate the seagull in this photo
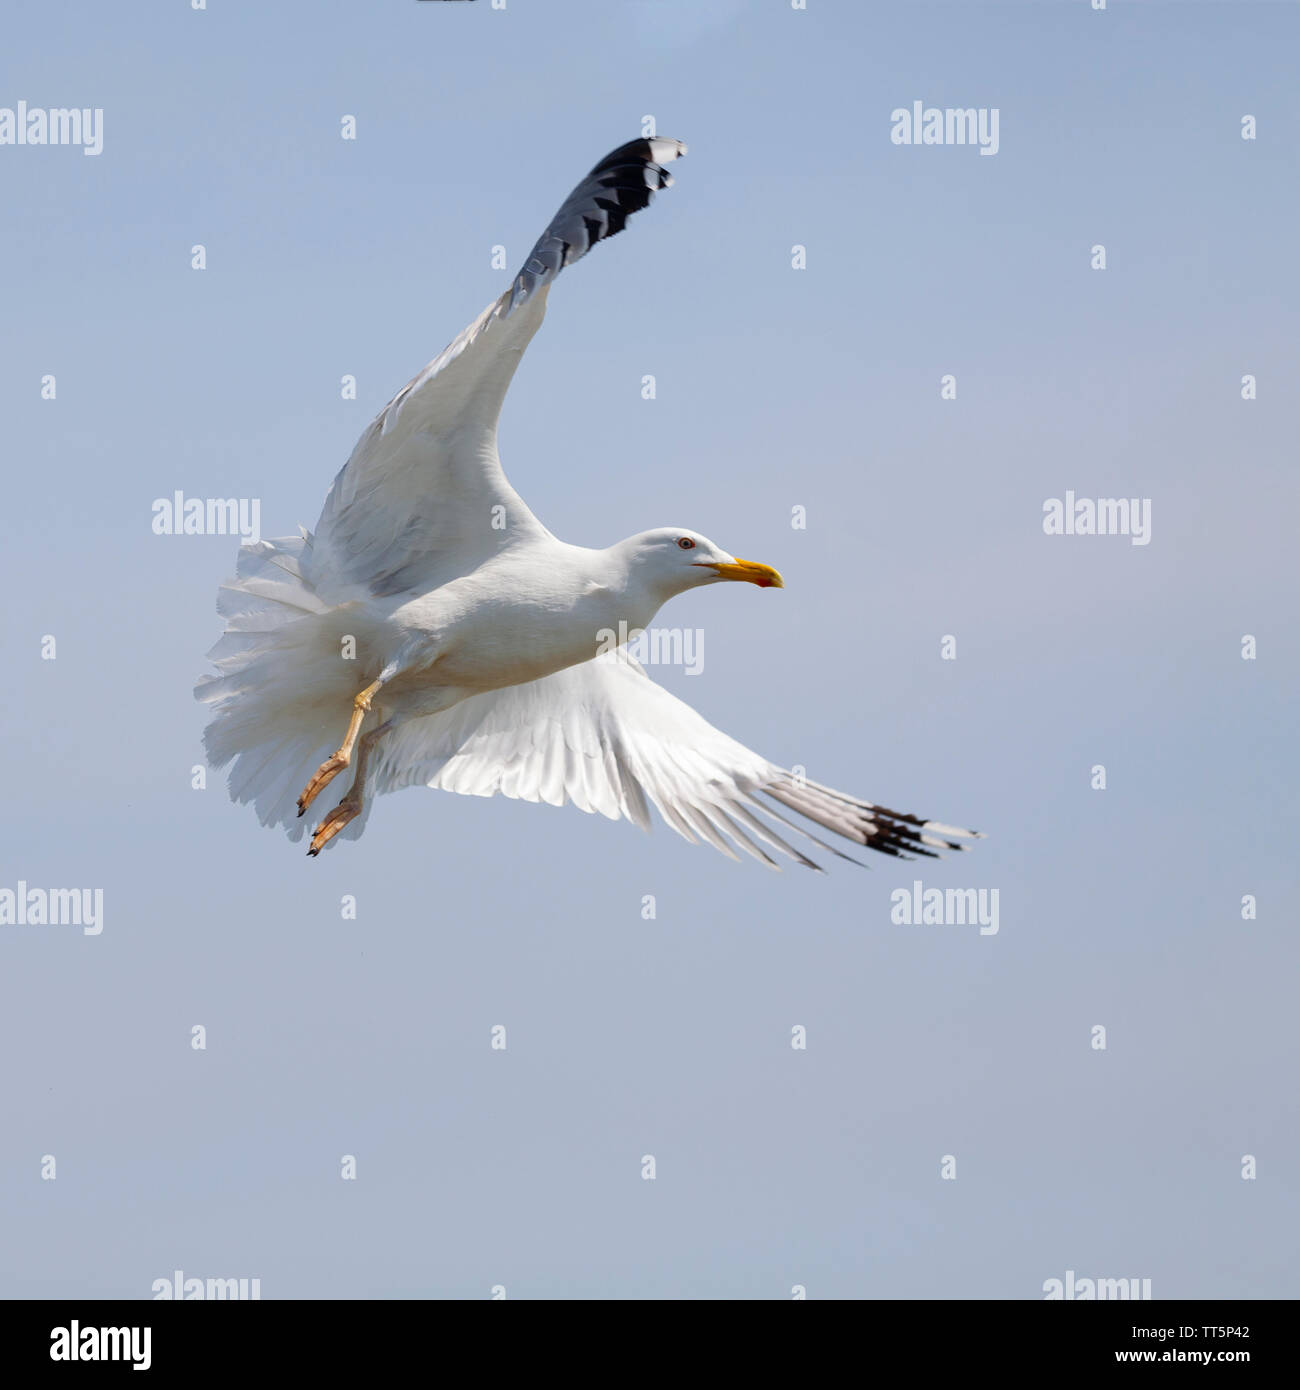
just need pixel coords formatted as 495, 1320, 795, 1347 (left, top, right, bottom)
196, 136, 982, 868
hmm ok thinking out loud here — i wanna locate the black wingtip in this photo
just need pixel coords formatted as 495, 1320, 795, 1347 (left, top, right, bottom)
507, 136, 688, 313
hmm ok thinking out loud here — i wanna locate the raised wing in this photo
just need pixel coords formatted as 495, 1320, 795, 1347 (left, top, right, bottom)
366, 655, 983, 871
304, 136, 689, 604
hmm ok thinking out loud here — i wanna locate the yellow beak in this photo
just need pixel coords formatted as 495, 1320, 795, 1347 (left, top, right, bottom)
700, 557, 785, 589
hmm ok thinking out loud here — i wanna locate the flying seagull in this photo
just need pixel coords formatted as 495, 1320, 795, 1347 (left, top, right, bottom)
196, 136, 982, 867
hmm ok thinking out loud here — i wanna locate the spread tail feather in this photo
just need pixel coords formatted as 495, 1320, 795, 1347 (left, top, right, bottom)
195, 534, 369, 839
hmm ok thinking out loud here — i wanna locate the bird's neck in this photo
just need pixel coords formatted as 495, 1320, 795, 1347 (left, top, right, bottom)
595, 542, 679, 626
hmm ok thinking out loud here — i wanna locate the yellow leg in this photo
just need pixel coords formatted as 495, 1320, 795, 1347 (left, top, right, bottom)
296, 678, 383, 819
307, 720, 385, 857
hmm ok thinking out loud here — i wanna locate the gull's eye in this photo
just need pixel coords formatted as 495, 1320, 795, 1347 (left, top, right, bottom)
677, 537, 695, 550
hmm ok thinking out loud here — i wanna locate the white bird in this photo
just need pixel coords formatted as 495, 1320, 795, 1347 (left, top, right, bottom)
196, 137, 982, 867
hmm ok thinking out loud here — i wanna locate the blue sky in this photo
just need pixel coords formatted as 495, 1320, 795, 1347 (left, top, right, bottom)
1, 0, 1296, 1298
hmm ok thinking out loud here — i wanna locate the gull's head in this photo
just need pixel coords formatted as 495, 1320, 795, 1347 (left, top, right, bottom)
620, 528, 785, 599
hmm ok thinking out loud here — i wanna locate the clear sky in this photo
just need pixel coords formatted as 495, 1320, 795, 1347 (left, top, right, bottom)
1, 0, 1296, 1298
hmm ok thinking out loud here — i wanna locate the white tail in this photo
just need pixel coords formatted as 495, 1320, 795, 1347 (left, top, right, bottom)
195, 534, 366, 839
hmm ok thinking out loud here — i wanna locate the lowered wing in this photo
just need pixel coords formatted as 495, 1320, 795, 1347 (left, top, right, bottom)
364, 654, 983, 870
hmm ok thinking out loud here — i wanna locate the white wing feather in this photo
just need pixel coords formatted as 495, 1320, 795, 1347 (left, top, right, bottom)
366, 655, 982, 871
304, 137, 689, 604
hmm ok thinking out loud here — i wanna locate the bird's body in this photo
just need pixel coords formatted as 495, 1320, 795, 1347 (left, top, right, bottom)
359, 535, 684, 708
197, 136, 982, 866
